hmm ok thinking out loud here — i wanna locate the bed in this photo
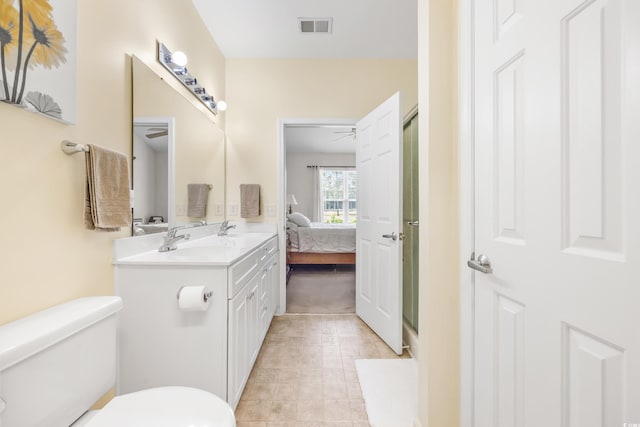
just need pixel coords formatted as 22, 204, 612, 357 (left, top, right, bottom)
287, 218, 356, 265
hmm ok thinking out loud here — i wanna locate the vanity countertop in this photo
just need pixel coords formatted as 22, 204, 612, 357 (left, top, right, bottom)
113, 226, 277, 267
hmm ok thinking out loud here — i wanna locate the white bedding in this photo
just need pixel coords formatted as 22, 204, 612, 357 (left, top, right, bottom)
288, 222, 356, 253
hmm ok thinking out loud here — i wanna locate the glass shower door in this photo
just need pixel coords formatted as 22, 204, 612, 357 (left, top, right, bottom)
402, 112, 419, 332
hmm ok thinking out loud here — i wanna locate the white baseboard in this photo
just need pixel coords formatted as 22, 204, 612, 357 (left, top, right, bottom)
403, 320, 419, 359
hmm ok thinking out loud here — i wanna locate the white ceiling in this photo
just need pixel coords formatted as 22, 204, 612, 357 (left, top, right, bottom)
285, 126, 356, 154
191, 0, 417, 59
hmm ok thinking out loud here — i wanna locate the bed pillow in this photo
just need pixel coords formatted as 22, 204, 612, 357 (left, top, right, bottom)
287, 212, 311, 227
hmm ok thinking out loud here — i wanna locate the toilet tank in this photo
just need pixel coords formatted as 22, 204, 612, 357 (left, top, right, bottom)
0, 297, 123, 427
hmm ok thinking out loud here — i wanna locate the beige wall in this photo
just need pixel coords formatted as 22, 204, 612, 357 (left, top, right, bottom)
225, 58, 418, 222
417, 0, 460, 426
0, 0, 225, 326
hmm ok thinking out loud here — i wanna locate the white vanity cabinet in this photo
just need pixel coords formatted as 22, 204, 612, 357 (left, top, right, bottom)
227, 236, 278, 409
115, 266, 229, 398
114, 233, 279, 410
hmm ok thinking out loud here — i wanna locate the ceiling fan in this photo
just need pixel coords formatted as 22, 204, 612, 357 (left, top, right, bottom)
145, 127, 168, 139
331, 127, 356, 143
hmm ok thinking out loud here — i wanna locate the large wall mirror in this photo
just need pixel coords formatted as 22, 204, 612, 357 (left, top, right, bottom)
132, 55, 225, 234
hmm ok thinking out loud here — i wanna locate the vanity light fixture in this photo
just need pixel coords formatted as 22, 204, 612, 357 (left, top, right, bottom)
157, 41, 226, 115
171, 51, 188, 67
173, 67, 188, 76
215, 100, 227, 111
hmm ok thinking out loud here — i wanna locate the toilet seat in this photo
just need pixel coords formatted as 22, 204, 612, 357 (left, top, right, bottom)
84, 386, 236, 427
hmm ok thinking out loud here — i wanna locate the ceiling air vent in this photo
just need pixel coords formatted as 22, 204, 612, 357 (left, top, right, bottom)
298, 18, 333, 34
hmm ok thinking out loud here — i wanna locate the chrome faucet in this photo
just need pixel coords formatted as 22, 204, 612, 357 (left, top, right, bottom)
217, 220, 236, 236
159, 226, 190, 252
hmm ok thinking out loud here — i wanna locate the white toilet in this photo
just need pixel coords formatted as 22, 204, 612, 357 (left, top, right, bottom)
0, 296, 236, 427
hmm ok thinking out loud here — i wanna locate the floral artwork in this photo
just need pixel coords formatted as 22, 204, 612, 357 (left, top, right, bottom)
0, 0, 76, 123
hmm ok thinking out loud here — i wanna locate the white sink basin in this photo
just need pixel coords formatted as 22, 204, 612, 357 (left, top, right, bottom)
187, 232, 275, 249
114, 230, 276, 266
161, 246, 246, 261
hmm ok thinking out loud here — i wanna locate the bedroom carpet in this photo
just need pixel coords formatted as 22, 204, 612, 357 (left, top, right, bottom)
286, 265, 355, 314
355, 358, 419, 427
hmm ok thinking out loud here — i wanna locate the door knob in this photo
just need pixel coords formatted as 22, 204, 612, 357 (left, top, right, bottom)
407, 221, 420, 227
467, 252, 492, 274
382, 232, 397, 241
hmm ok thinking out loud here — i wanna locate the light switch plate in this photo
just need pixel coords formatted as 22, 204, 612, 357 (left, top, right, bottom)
176, 204, 186, 215
214, 203, 224, 216
229, 204, 238, 216
265, 204, 276, 217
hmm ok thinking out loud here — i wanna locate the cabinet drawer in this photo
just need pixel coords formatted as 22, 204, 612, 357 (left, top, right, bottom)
228, 251, 260, 298
258, 237, 278, 268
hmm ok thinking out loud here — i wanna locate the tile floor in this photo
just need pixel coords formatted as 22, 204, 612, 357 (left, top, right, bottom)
235, 314, 410, 427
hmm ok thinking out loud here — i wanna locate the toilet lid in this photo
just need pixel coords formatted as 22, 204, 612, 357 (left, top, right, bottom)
85, 386, 236, 427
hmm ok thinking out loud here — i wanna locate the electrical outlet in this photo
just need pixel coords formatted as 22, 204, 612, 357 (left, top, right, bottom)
176, 204, 186, 215
229, 204, 238, 216
265, 204, 276, 217
214, 203, 224, 216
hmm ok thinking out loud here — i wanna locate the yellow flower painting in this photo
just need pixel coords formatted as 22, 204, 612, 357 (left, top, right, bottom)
0, 0, 75, 122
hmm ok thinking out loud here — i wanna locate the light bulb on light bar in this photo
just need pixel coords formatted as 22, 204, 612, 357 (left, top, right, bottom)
215, 100, 227, 111
157, 42, 223, 116
171, 51, 188, 67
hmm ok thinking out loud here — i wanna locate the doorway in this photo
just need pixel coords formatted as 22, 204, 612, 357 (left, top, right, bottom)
281, 121, 358, 314
278, 92, 405, 355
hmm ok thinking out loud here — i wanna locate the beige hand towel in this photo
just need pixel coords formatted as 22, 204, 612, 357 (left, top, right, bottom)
84, 144, 132, 232
187, 183, 210, 217
240, 184, 260, 218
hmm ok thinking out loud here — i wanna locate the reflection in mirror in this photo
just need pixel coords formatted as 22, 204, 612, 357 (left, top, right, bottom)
133, 118, 173, 235
132, 55, 225, 235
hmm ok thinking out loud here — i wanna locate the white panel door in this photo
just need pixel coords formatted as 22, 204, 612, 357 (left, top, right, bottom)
356, 92, 403, 355
471, 0, 640, 425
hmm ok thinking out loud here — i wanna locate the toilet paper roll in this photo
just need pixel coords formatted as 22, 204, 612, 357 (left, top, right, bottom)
177, 286, 211, 312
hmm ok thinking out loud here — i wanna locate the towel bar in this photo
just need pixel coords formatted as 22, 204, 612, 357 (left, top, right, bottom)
61, 140, 89, 155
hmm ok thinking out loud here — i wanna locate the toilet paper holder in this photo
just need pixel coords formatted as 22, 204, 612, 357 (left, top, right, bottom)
176, 286, 213, 303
